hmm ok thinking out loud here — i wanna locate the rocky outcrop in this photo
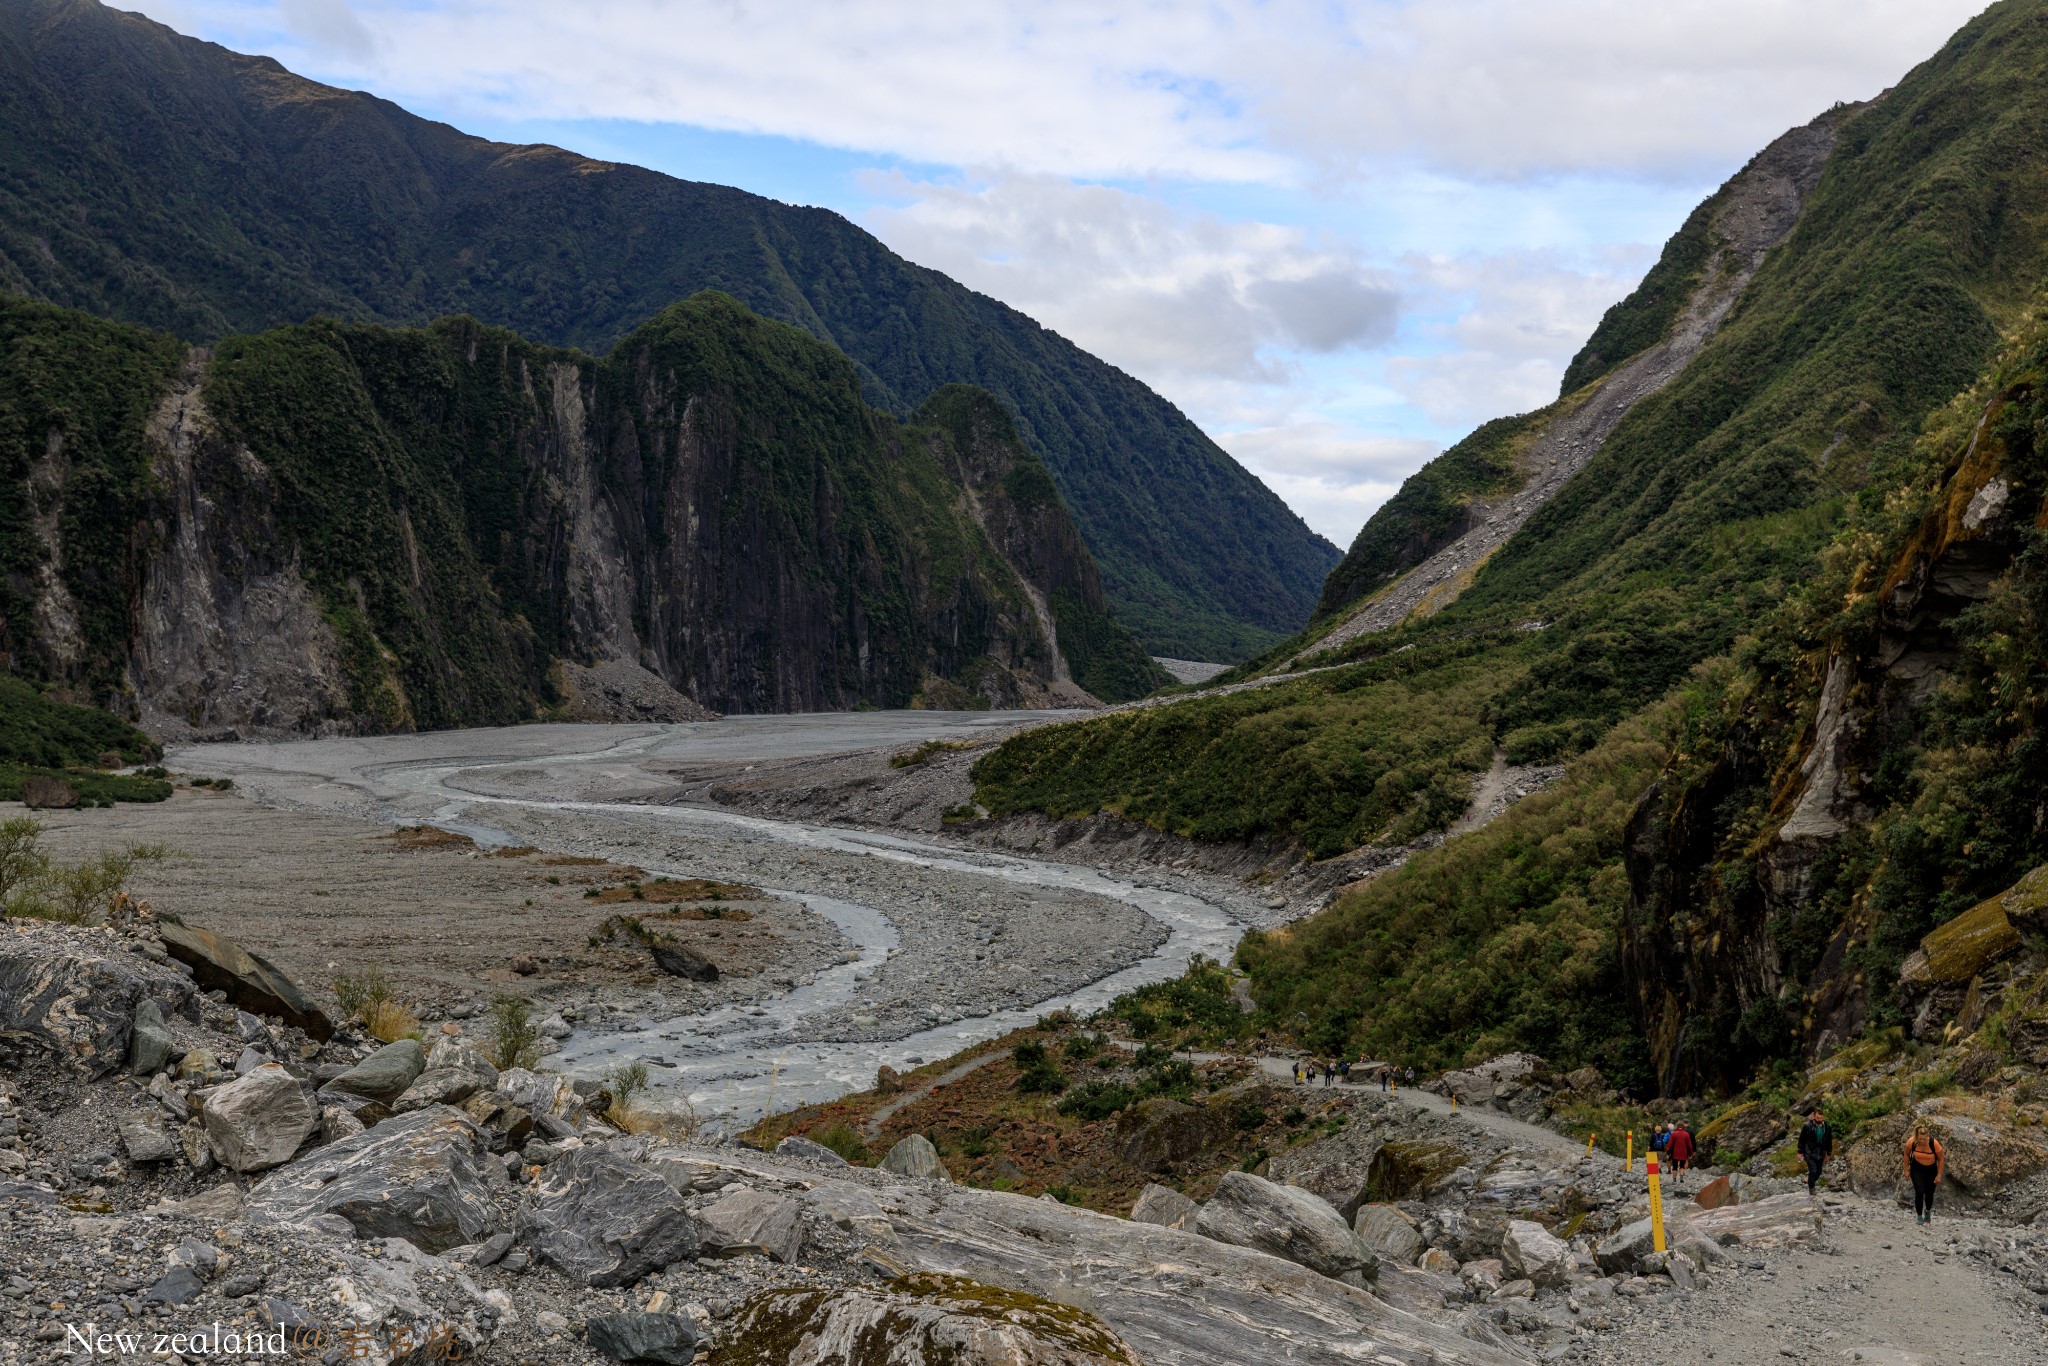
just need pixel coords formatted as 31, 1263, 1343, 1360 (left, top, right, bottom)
1193, 1172, 1379, 1283
0, 922, 196, 1077
1128, 1183, 1199, 1231
248, 1105, 502, 1250
713, 1274, 1143, 1366
1842, 1098, 2048, 1206
1354, 1204, 1425, 1265
1113, 1098, 1234, 1173
516, 1147, 703, 1286
699, 1188, 805, 1264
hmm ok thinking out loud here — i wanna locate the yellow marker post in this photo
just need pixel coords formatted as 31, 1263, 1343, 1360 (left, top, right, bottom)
1626, 1130, 1634, 1172
1647, 1151, 1667, 1254
1585, 1133, 1597, 1158
1451, 1093, 1458, 1113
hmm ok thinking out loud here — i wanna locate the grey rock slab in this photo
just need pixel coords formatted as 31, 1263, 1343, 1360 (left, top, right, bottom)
425, 1036, 498, 1086
319, 1038, 426, 1106
142, 1265, 204, 1306
129, 998, 178, 1075
1687, 1192, 1823, 1248
1355, 1203, 1424, 1265
201, 1062, 317, 1172
248, 1105, 501, 1251
585, 1311, 703, 1364
1500, 1219, 1574, 1288
880, 1133, 951, 1182
1195, 1170, 1378, 1283
516, 1146, 703, 1286
158, 921, 331, 1040
716, 1279, 1136, 1365
119, 1114, 180, 1164
773, 1134, 849, 1166
1130, 1182, 1199, 1231
392, 1066, 489, 1114
700, 1187, 805, 1264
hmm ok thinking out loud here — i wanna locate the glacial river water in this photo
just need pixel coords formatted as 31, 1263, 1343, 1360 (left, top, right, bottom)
173, 716, 1249, 1132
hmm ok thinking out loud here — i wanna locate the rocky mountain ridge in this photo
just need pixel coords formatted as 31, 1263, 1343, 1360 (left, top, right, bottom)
3, 291, 1164, 738
0, 0, 1339, 661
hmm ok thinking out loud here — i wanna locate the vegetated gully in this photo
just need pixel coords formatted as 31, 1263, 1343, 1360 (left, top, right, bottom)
170, 715, 1248, 1134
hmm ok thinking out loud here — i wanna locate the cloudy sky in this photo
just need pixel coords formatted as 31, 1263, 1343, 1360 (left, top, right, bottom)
134, 0, 1989, 546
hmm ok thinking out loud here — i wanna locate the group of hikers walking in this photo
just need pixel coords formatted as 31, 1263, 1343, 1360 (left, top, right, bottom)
1796, 1105, 1945, 1222
1272, 1064, 1946, 1226
1288, 1059, 1415, 1090
1649, 1120, 1697, 1170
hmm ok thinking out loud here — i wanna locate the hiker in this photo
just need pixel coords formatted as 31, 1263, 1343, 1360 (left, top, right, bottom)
1667, 1121, 1695, 1172
1903, 1123, 1945, 1224
1323, 1061, 1335, 1088
1338, 1059, 1351, 1084
1651, 1123, 1668, 1154
1379, 1066, 1390, 1092
1404, 1065, 1415, 1087
1797, 1107, 1836, 1195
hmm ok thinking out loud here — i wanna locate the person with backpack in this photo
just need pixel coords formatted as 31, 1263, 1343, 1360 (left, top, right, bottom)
1797, 1107, 1835, 1195
1903, 1123, 1945, 1223
1339, 1059, 1351, 1084
1667, 1121, 1695, 1172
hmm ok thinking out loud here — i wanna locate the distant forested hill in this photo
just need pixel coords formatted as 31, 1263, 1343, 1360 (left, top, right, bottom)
0, 0, 1338, 661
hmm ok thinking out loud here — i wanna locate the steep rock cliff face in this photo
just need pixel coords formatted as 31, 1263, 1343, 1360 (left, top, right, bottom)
0, 292, 1157, 737
1621, 319, 2048, 1093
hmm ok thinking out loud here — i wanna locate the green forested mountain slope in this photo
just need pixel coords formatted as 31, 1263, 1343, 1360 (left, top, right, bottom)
2, 290, 1157, 734
0, 0, 1337, 661
976, 0, 2048, 857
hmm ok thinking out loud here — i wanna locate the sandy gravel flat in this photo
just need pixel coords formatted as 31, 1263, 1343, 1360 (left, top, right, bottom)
26, 788, 851, 1020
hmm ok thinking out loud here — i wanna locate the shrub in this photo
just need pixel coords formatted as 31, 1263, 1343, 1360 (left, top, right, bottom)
813, 1122, 871, 1164
1056, 1081, 1135, 1122
482, 994, 543, 1070
332, 967, 394, 1024
363, 998, 421, 1044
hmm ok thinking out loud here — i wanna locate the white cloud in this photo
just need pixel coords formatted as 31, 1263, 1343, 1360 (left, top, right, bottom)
173, 0, 1990, 185
277, 0, 377, 62
1387, 249, 1649, 425
867, 173, 1400, 384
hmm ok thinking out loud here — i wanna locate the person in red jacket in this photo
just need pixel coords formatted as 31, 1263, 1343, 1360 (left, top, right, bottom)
1666, 1121, 1696, 1171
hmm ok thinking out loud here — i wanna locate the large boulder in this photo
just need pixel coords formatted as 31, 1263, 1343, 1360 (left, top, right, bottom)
497, 1067, 588, 1127
650, 941, 718, 982
461, 1091, 535, 1153
248, 1105, 502, 1251
1352, 1204, 1423, 1266
585, 1312, 703, 1365
393, 1066, 491, 1114
157, 922, 331, 1040
1363, 1141, 1467, 1203
0, 923, 195, 1077
1129, 1183, 1199, 1231
119, 1113, 180, 1164
320, 1038, 427, 1108
773, 1135, 849, 1167
712, 1274, 1141, 1366
879, 1133, 951, 1182
1843, 1098, 2048, 1204
1194, 1171, 1378, 1283
21, 774, 78, 808
1596, 1209, 1704, 1273
1114, 1098, 1233, 1173
699, 1188, 805, 1263
1269, 1142, 1375, 1222
200, 1062, 318, 1172
1498, 1220, 1572, 1288
516, 1147, 703, 1286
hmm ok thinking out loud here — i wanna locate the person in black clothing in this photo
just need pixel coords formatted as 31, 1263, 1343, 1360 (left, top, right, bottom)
1797, 1107, 1835, 1195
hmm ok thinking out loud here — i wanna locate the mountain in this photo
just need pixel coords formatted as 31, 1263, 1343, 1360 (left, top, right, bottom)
0, 0, 1339, 662
1, 289, 1166, 735
972, 0, 2048, 1089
